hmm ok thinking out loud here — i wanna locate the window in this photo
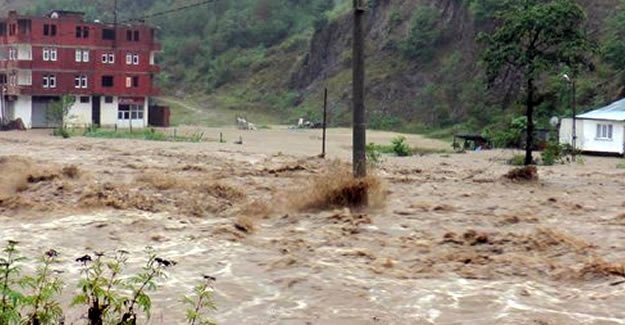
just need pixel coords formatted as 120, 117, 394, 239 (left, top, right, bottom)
105, 96, 114, 103
102, 75, 114, 87
75, 26, 89, 38
74, 76, 88, 89
125, 76, 132, 88
43, 75, 56, 88
43, 48, 50, 61
51, 25, 57, 36
43, 24, 49, 36
75, 49, 89, 62
8, 48, 16, 61
80, 96, 90, 103
596, 124, 614, 140
102, 53, 115, 64
50, 48, 57, 61
134, 31, 140, 41
133, 54, 139, 65
126, 30, 132, 41
0, 23, 6, 36
108, 54, 115, 63
102, 29, 115, 40
101, 54, 108, 63
0, 74, 6, 84
126, 53, 132, 65
118, 105, 144, 120
132, 76, 139, 88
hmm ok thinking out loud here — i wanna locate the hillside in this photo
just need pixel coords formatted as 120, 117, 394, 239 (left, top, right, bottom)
5, 0, 625, 134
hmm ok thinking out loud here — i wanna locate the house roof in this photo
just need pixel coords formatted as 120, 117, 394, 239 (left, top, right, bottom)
577, 98, 625, 121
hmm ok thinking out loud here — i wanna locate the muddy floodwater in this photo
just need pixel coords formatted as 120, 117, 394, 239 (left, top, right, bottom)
2, 128, 625, 324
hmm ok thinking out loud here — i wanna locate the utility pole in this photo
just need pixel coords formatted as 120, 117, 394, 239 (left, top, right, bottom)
353, 0, 367, 178
571, 79, 577, 161
321, 88, 328, 158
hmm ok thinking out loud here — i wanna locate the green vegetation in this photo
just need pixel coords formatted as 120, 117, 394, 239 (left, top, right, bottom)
81, 128, 205, 143
481, 0, 594, 165
399, 5, 441, 62
0, 241, 216, 325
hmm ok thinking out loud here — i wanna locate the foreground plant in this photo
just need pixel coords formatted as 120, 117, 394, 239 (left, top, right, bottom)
72, 250, 128, 325
119, 248, 175, 325
183, 275, 217, 325
21, 249, 64, 325
0, 240, 25, 325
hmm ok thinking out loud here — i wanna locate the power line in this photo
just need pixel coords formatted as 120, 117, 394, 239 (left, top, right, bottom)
125, 0, 217, 22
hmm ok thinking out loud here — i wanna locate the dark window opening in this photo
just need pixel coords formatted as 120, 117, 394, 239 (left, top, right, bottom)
105, 96, 114, 103
43, 24, 49, 36
0, 74, 7, 84
0, 23, 6, 36
102, 29, 115, 40
17, 19, 31, 35
133, 31, 140, 41
83, 27, 89, 38
75, 26, 81, 38
132, 76, 139, 88
80, 96, 90, 103
126, 30, 132, 41
50, 24, 57, 36
76, 26, 89, 38
101, 75, 114, 87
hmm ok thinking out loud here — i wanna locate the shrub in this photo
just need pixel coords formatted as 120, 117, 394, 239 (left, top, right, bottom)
541, 142, 564, 166
366, 143, 383, 167
391, 136, 412, 157
52, 127, 71, 139
508, 154, 526, 166
399, 6, 441, 61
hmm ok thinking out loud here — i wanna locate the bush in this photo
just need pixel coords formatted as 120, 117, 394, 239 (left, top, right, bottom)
541, 142, 564, 166
366, 143, 383, 167
508, 154, 526, 166
391, 136, 412, 157
53, 127, 70, 139
399, 6, 441, 61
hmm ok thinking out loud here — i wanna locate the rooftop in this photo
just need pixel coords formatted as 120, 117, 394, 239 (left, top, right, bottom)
577, 98, 625, 121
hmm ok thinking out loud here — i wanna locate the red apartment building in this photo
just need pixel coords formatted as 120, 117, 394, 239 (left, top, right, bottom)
0, 10, 160, 128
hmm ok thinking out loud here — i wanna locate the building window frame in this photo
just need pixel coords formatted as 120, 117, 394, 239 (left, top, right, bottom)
43, 48, 50, 61
596, 124, 614, 140
133, 54, 139, 65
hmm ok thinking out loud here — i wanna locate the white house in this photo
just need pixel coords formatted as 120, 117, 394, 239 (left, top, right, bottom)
560, 98, 625, 155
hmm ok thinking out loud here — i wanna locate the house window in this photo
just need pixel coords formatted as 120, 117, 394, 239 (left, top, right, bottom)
134, 31, 140, 41
79, 96, 90, 103
118, 105, 143, 120
43, 24, 49, 36
101, 54, 108, 63
126, 30, 132, 41
102, 28, 116, 40
43, 75, 56, 89
102, 75, 114, 87
0, 23, 6, 36
75, 49, 89, 62
43, 48, 50, 61
133, 54, 139, 65
105, 96, 114, 103
102, 53, 115, 64
126, 53, 132, 65
51, 25, 57, 36
125, 76, 132, 88
132, 76, 139, 87
75, 75, 88, 89
8, 48, 16, 61
50, 48, 57, 61
108, 54, 115, 63
596, 124, 614, 140
76, 26, 89, 38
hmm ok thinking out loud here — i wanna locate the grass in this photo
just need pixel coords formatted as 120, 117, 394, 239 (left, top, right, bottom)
617, 161, 625, 169
80, 128, 205, 143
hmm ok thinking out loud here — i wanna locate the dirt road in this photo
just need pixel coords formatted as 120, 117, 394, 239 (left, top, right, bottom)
1, 128, 625, 324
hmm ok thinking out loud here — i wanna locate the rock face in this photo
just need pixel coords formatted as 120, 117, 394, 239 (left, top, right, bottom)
288, 0, 619, 126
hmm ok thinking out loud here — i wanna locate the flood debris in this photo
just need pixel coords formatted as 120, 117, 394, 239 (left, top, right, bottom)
504, 166, 538, 182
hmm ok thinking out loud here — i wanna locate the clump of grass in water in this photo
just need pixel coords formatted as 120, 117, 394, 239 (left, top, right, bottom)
290, 163, 385, 211
81, 128, 204, 143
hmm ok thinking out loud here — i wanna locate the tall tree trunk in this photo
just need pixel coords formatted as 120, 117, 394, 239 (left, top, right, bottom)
525, 77, 534, 165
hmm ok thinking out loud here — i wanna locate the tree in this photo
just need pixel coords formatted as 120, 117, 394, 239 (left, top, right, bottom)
603, 0, 625, 80
48, 95, 76, 129
400, 5, 441, 62
481, 0, 594, 165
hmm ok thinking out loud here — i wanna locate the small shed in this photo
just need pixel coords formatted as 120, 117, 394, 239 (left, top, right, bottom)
560, 98, 625, 155
148, 105, 170, 127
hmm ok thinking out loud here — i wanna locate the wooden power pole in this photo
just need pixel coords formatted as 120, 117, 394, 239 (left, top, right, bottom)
353, 0, 367, 178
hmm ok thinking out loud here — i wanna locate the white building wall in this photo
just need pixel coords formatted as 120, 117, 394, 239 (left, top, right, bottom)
12, 96, 32, 128
66, 99, 92, 128
561, 118, 624, 154
100, 96, 118, 127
